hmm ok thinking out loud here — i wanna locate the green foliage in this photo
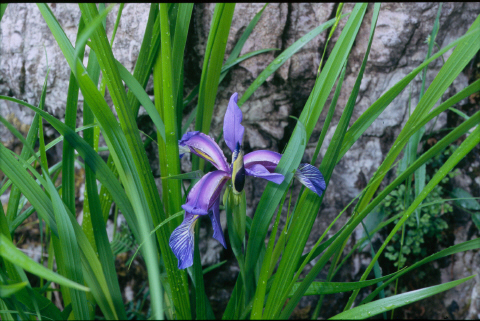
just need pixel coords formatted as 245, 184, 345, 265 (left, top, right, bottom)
383, 146, 460, 268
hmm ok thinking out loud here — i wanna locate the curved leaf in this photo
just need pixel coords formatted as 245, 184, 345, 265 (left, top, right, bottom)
330, 276, 475, 320
290, 272, 401, 297
0, 235, 89, 293
0, 282, 28, 298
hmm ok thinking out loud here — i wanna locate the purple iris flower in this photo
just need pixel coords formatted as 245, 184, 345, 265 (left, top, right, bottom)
169, 93, 326, 269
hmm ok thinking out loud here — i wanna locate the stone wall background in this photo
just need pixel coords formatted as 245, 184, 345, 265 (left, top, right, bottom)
1, 3, 480, 319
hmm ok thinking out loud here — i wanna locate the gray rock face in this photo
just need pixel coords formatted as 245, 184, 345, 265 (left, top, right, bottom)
1, 3, 479, 319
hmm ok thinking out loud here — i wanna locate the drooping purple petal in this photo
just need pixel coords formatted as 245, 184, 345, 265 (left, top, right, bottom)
182, 170, 230, 215
245, 164, 284, 184
294, 163, 326, 197
223, 93, 245, 153
169, 212, 199, 269
244, 150, 282, 171
208, 198, 226, 248
179, 131, 230, 172
245, 151, 326, 196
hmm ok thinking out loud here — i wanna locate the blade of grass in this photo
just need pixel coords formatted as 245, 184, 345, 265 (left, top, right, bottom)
187, 4, 236, 318
128, 210, 185, 269
0, 124, 97, 196
0, 142, 118, 319
250, 193, 283, 319
237, 12, 350, 108
289, 272, 400, 297
405, 3, 443, 228
339, 24, 480, 161
3, 76, 68, 319
288, 103, 480, 320
311, 61, 347, 166
361, 237, 480, 305
181, 3, 269, 137
193, 3, 235, 171
3, 112, 92, 319
266, 4, 370, 318
84, 123, 128, 319
79, 4, 190, 318
162, 170, 204, 180
244, 8, 363, 310
115, 60, 166, 142
172, 3, 194, 137
82, 23, 104, 276
5, 112, 40, 223
344, 15, 480, 308
0, 95, 142, 253
98, 3, 159, 228
344, 124, 480, 311
243, 118, 307, 306
227, 3, 268, 67
0, 185, 48, 319
202, 261, 227, 275
317, 3, 344, 75
61, 20, 90, 316
0, 235, 89, 292
180, 47, 278, 137
221, 48, 279, 73
159, 2, 182, 227
332, 276, 475, 320
0, 283, 28, 299
449, 107, 470, 120
0, 3, 7, 22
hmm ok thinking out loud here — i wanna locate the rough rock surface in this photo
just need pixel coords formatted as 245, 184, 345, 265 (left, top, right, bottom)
1, 3, 480, 319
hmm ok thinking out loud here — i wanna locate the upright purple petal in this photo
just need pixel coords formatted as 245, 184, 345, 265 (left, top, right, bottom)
245, 164, 284, 184
223, 93, 245, 153
169, 212, 199, 269
294, 163, 326, 197
182, 170, 230, 215
179, 131, 230, 172
208, 198, 226, 248
244, 150, 282, 171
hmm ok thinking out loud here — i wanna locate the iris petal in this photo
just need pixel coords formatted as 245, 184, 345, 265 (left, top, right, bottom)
294, 163, 326, 197
179, 131, 230, 172
182, 170, 230, 215
169, 212, 199, 269
244, 150, 326, 196
245, 164, 284, 184
208, 198, 226, 248
244, 150, 281, 171
223, 93, 245, 153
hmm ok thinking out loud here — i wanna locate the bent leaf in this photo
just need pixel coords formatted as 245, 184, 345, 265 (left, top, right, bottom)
162, 170, 204, 180
0, 235, 90, 292
290, 272, 401, 296
0, 282, 28, 298
330, 276, 475, 320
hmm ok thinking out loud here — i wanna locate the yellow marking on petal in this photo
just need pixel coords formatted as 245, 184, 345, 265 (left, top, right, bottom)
189, 216, 199, 236
192, 147, 215, 163
232, 150, 245, 194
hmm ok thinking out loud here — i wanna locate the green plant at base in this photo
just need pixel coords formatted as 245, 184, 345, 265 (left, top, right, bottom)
383, 145, 459, 268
